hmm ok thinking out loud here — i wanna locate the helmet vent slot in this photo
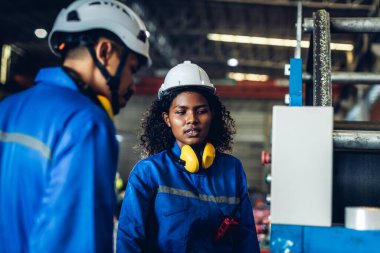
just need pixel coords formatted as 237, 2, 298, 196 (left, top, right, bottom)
122, 8, 131, 17
137, 30, 147, 43
67, 10, 80, 21
89, 1, 101, 6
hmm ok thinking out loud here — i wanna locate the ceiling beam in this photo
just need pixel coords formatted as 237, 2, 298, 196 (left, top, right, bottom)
208, 0, 375, 10
192, 56, 286, 69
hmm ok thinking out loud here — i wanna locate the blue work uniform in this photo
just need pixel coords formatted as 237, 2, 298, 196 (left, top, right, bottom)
0, 67, 118, 252
117, 142, 260, 253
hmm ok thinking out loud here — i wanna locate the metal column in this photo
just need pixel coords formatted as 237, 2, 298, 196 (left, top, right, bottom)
313, 10, 332, 106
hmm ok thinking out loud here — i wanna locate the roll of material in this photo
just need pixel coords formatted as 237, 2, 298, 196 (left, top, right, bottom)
345, 207, 380, 230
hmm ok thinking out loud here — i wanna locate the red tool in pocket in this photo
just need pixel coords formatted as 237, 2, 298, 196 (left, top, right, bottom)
215, 217, 239, 242
215, 194, 247, 242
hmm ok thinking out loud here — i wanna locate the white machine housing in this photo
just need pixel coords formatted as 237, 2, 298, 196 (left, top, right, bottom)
271, 106, 333, 226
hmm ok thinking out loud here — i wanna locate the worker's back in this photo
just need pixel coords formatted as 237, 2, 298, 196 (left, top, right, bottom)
0, 67, 118, 252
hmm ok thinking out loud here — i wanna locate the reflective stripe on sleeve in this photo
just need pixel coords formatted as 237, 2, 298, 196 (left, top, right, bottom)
0, 131, 51, 159
158, 185, 240, 205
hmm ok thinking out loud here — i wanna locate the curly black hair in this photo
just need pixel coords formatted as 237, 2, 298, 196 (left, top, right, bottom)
139, 87, 236, 157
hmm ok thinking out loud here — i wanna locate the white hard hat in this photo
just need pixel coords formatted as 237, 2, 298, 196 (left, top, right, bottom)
49, 0, 150, 65
158, 61, 216, 99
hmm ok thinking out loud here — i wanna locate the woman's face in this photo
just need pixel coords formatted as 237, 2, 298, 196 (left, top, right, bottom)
163, 91, 213, 149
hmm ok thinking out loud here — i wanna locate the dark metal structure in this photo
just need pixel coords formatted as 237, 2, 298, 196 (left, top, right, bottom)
0, 0, 379, 82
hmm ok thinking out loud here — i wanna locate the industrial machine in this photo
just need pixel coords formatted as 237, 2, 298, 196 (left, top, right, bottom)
269, 8, 380, 253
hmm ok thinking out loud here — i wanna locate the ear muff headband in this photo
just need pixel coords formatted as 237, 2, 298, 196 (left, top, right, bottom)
179, 143, 216, 173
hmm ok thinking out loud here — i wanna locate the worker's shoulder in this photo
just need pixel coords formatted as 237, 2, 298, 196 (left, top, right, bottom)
217, 152, 241, 163
134, 152, 164, 168
130, 152, 166, 176
45, 92, 111, 129
1, 85, 108, 121
37, 84, 113, 133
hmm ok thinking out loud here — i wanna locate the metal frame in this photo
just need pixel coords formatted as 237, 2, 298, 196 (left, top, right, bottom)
304, 10, 380, 106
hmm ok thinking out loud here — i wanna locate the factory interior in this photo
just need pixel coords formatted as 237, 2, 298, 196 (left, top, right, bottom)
1, 0, 380, 252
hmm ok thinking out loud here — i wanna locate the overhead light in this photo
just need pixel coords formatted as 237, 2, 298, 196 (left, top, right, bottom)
227, 58, 239, 67
227, 72, 269, 82
207, 33, 353, 51
34, 28, 48, 39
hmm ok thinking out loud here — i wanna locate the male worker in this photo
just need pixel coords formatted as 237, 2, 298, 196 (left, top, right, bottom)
0, 0, 150, 252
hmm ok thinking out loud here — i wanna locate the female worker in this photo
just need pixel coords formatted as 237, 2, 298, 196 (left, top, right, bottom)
117, 61, 260, 253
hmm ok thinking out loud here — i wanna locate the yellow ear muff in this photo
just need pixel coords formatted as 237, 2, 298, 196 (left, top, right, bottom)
97, 95, 114, 120
180, 145, 199, 173
202, 143, 215, 169
179, 143, 216, 173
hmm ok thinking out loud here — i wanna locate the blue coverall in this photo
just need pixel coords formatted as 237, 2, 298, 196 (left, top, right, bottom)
117, 142, 260, 253
0, 67, 118, 252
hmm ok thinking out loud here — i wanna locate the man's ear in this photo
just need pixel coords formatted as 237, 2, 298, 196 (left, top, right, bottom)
95, 39, 112, 65
162, 112, 171, 127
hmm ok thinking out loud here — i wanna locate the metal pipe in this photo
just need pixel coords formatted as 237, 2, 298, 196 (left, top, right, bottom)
303, 72, 380, 84
333, 130, 380, 150
313, 10, 332, 106
304, 17, 380, 33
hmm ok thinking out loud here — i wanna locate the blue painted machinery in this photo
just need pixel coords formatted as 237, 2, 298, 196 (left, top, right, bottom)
271, 225, 380, 253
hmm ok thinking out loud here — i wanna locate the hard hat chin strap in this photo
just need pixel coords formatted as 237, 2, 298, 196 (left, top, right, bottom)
87, 45, 129, 115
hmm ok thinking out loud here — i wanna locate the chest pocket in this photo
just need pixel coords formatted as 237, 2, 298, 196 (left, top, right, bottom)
155, 192, 191, 216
